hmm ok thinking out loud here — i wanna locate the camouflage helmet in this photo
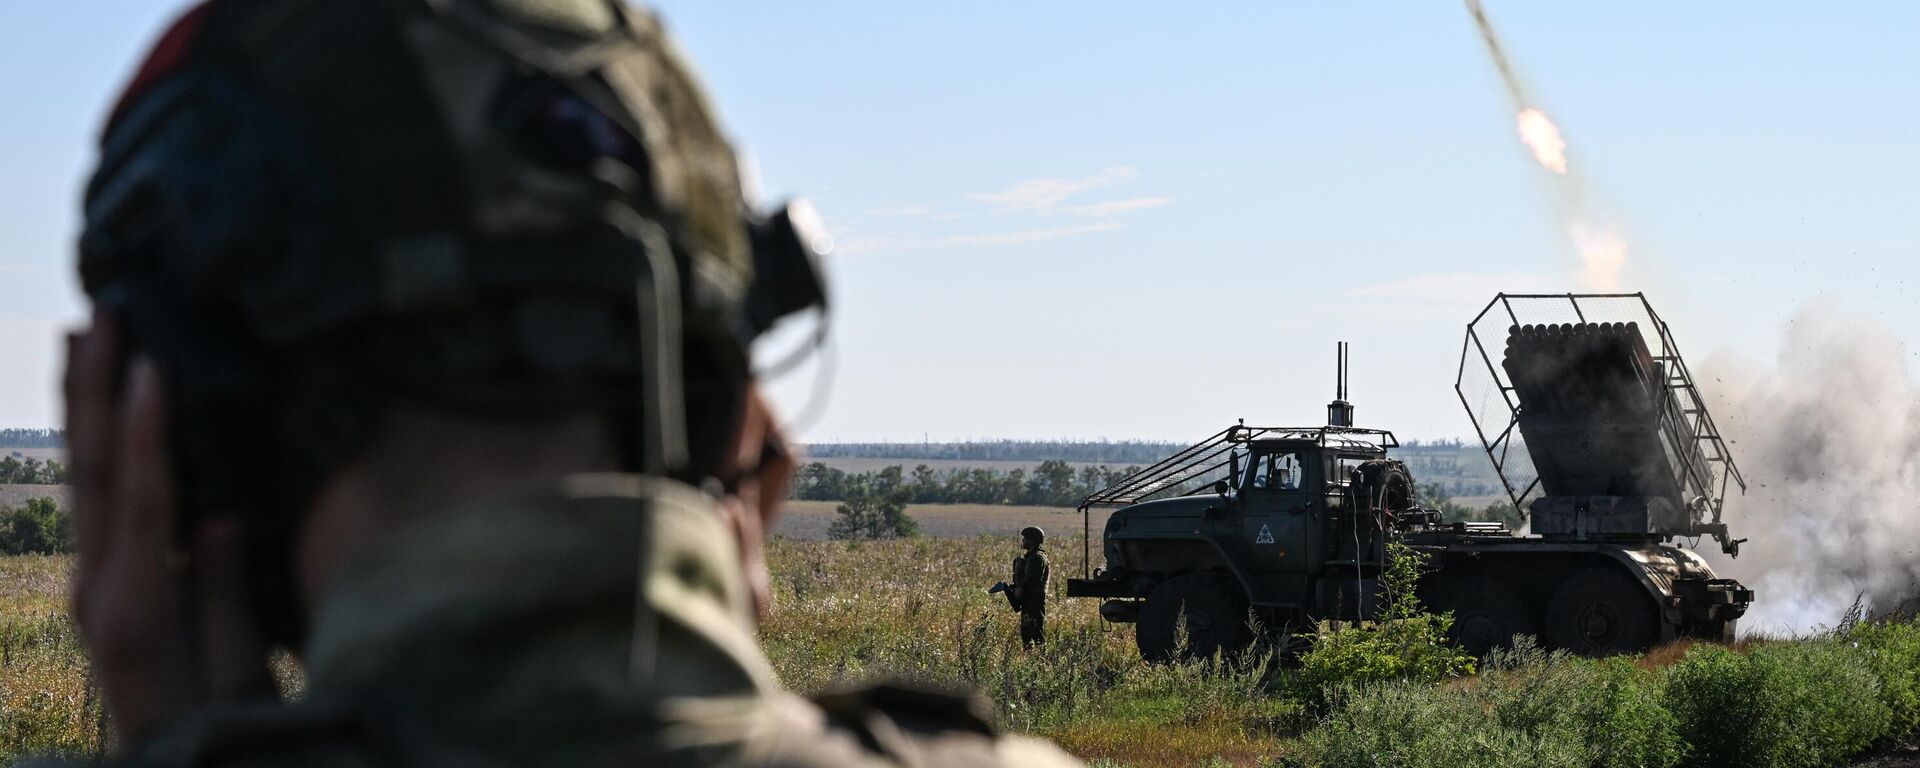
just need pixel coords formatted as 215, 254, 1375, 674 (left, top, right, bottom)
1021, 526, 1045, 546
83, 0, 830, 476
79, 0, 826, 642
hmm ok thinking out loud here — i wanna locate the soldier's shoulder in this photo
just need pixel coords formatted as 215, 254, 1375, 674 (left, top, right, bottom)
805, 683, 1080, 768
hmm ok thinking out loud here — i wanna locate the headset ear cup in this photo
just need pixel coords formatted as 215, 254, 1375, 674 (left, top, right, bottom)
743, 201, 830, 340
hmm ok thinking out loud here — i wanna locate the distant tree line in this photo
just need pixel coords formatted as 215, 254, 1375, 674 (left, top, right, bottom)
0, 456, 67, 485
1395, 438, 1471, 450
804, 440, 1179, 466
0, 497, 70, 555
794, 460, 1144, 509
0, 429, 64, 449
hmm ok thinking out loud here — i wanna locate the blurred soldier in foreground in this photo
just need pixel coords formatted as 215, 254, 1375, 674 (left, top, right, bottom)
1013, 527, 1050, 646
61, 1, 1077, 765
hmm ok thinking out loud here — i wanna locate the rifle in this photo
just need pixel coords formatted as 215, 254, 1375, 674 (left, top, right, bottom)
987, 581, 1022, 612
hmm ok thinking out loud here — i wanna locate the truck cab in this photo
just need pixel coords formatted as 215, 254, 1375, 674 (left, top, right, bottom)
1067, 425, 1430, 659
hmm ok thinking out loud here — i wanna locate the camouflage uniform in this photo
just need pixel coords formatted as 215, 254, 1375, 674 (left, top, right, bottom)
1012, 548, 1049, 647
79, 476, 1076, 767
64, 0, 1081, 765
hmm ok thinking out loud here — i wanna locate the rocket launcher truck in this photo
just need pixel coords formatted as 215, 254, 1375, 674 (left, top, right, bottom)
1065, 293, 1752, 660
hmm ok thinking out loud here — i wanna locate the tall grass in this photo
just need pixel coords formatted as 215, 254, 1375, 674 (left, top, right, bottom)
760, 534, 1306, 763
0, 557, 102, 762
5, 540, 1920, 767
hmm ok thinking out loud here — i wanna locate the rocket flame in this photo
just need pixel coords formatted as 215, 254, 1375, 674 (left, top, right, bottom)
1516, 108, 1569, 175
1472, 2, 1626, 291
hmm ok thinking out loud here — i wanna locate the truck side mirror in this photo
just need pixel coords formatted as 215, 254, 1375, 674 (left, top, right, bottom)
1212, 479, 1231, 496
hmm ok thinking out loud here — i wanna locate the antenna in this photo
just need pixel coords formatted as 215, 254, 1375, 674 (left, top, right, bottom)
1338, 342, 1347, 400
1328, 342, 1355, 427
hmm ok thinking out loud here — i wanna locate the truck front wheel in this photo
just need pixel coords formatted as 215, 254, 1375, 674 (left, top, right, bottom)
1135, 572, 1253, 662
1429, 574, 1537, 658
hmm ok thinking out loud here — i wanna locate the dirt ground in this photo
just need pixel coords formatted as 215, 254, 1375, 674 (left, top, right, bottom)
1854, 747, 1920, 767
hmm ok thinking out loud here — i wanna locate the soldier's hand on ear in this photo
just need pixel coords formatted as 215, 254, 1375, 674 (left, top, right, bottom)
65, 312, 275, 746
715, 387, 795, 621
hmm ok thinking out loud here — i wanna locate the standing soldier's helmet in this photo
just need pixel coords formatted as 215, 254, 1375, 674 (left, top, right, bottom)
79, 0, 828, 644
1021, 526, 1045, 547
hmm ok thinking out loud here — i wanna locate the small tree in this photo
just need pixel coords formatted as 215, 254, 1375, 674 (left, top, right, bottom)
827, 485, 918, 540
909, 464, 940, 502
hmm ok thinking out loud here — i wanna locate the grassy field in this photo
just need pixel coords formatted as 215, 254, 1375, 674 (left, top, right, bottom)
0, 450, 63, 462
0, 487, 69, 513
6, 537, 1920, 766
776, 500, 1109, 542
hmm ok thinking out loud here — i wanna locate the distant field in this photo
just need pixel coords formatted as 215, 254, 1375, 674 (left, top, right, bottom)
0, 448, 64, 461
0, 484, 69, 510
777, 500, 1111, 545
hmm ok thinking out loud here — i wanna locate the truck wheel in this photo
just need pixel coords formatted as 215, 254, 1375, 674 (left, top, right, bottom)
1135, 573, 1253, 662
1429, 574, 1537, 658
1545, 566, 1659, 656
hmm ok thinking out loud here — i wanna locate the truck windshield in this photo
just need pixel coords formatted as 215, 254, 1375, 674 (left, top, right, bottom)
1250, 452, 1304, 491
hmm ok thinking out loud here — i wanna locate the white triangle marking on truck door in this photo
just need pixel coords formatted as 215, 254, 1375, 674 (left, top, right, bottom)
1255, 524, 1274, 544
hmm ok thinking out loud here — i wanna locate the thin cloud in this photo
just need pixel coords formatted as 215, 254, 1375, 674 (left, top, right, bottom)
971, 166, 1136, 213
1063, 196, 1170, 218
836, 223, 1122, 254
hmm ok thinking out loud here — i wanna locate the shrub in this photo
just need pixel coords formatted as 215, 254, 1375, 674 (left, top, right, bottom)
1297, 542, 1474, 704
1666, 640, 1890, 768
1846, 619, 1920, 743
1478, 640, 1685, 768
1303, 681, 1534, 768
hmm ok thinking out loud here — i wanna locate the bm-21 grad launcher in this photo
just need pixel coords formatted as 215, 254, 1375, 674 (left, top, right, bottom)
1066, 294, 1752, 661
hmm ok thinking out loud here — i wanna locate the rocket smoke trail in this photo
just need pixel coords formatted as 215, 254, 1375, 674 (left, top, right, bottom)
1462, 0, 1622, 291
1465, 0, 1530, 109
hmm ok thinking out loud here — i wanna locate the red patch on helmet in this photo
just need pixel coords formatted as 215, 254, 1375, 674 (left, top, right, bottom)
105, 1, 216, 130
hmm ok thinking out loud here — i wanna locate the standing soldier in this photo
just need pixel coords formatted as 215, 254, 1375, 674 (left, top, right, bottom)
1013, 526, 1050, 646
54, 1, 1078, 766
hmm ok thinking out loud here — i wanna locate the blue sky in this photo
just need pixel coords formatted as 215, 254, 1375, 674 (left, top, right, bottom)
2, 2, 1914, 442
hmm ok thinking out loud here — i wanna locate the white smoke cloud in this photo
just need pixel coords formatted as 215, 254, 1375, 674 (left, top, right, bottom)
1701, 301, 1920, 633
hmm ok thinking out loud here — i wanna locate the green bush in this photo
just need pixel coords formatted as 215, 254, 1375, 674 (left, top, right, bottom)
1666, 640, 1890, 768
1297, 542, 1474, 704
1478, 641, 1685, 768
1305, 642, 1684, 768
1304, 681, 1535, 768
1846, 619, 1920, 743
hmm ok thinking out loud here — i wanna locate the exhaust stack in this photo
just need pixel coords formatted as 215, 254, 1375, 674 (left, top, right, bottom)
1328, 342, 1355, 427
